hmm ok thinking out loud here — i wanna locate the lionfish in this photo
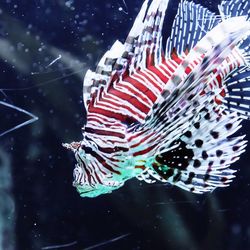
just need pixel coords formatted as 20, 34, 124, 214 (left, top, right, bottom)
63, 0, 250, 198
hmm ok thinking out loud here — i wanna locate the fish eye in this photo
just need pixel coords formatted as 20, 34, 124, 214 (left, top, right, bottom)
81, 143, 97, 154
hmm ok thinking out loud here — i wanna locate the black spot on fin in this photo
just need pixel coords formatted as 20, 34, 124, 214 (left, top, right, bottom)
155, 139, 194, 172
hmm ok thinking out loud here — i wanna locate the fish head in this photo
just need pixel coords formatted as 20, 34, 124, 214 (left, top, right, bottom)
63, 140, 124, 198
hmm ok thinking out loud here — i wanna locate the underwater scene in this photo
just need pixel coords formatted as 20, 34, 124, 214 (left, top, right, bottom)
1, 0, 250, 249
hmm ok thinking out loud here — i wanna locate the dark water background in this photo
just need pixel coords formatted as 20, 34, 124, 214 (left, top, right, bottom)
0, 0, 250, 249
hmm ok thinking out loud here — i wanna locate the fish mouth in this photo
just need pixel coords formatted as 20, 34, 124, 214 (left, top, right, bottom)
62, 142, 81, 151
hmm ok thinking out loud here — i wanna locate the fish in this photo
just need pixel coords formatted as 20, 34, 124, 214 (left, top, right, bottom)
63, 0, 250, 198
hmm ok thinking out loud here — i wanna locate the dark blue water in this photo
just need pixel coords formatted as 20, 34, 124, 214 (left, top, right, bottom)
0, 0, 250, 249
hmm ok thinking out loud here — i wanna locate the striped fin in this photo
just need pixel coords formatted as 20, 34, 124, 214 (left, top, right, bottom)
129, 0, 170, 71
158, 17, 250, 115
84, 0, 169, 110
114, 0, 149, 71
149, 105, 247, 193
199, 47, 245, 106
83, 40, 125, 108
199, 0, 250, 118
202, 3, 250, 119
219, 0, 250, 63
219, 0, 250, 19
83, 0, 151, 109
127, 0, 149, 38
143, 17, 250, 130
166, 1, 219, 57
222, 66, 250, 118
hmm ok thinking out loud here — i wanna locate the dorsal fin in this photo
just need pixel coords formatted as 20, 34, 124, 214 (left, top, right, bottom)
83, 0, 150, 110
166, 1, 219, 57
84, 0, 171, 111
129, 0, 170, 71
83, 40, 125, 109
222, 66, 250, 119
219, 0, 250, 19
219, 0, 250, 65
